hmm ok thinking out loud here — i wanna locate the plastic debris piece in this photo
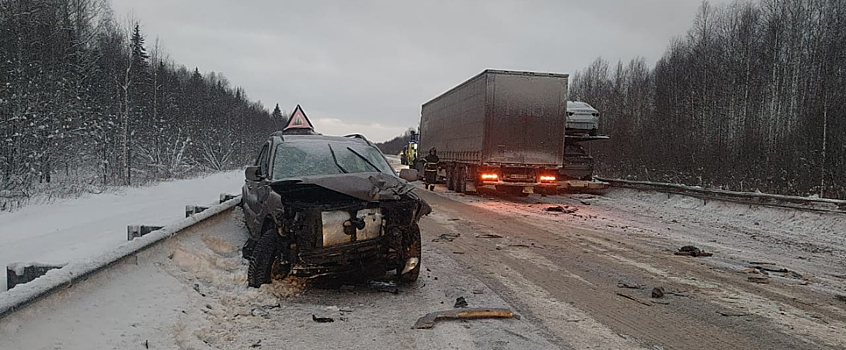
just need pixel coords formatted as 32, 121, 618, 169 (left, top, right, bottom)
413, 308, 518, 329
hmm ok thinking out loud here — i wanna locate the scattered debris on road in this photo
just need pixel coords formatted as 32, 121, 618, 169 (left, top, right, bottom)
834, 294, 846, 303
615, 292, 651, 306
748, 276, 771, 284
476, 233, 504, 238
454, 296, 468, 308
312, 315, 335, 323
507, 243, 533, 249
472, 289, 484, 294
617, 281, 644, 289
651, 287, 665, 299
674, 245, 713, 257
251, 340, 262, 348
412, 308, 519, 329
432, 232, 460, 242
545, 205, 578, 213
718, 310, 751, 317
749, 263, 788, 273
192, 283, 206, 297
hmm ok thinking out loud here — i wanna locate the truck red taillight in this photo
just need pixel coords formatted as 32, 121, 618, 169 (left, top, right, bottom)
539, 175, 557, 182
480, 173, 498, 181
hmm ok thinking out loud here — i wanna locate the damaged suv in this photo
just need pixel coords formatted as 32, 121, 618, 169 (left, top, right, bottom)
241, 106, 430, 287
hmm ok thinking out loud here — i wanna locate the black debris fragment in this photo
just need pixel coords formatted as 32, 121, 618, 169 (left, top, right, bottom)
192, 283, 206, 297
545, 205, 577, 214
454, 297, 468, 308
749, 264, 788, 273
674, 245, 713, 257
615, 292, 651, 306
432, 233, 460, 242
251, 340, 262, 348
617, 281, 643, 289
312, 315, 335, 323
651, 287, 665, 299
718, 311, 751, 317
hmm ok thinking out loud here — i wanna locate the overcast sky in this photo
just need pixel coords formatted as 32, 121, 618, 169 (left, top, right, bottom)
111, 0, 730, 142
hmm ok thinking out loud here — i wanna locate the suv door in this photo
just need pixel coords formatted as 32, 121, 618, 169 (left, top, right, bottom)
244, 142, 271, 232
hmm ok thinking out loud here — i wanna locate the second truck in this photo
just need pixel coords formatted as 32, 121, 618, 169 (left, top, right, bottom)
417, 69, 569, 196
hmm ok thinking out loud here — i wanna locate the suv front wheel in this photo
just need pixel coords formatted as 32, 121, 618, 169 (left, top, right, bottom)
248, 226, 290, 287
400, 224, 422, 283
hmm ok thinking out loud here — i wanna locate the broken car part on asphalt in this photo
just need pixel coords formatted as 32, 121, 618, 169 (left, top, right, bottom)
412, 308, 519, 329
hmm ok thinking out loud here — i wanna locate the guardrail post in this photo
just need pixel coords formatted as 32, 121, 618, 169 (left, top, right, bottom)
185, 205, 209, 217
6, 262, 65, 290
219, 193, 237, 204
127, 225, 164, 241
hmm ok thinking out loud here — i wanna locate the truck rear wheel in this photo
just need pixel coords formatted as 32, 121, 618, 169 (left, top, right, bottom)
456, 167, 467, 193
446, 166, 456, 191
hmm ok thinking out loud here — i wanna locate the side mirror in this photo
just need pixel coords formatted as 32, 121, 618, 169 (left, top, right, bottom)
399, 168, 419, 182
245, 166, 263, 181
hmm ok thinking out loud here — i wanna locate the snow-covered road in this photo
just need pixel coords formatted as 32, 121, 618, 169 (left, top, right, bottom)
0, 170, 245, 292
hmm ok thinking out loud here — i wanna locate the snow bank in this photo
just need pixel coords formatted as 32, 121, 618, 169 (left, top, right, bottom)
599, 177, 846, 208
0, 170, 244, 291
0, 197, 241, 319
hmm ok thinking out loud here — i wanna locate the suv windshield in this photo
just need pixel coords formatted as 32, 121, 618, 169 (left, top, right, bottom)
272, 141, 394, 180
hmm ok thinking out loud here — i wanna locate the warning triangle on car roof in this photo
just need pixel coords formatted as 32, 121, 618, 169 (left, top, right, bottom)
283, 105, 315, 134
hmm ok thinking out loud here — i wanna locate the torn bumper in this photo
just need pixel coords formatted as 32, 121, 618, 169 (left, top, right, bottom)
294, 238, 395, 277
401, 257, 419, 275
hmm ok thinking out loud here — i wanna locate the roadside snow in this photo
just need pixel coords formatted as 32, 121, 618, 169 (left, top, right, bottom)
0, 170, 244, 292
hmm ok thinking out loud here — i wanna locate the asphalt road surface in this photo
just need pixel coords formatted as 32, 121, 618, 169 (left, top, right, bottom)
2, 185, 844, 349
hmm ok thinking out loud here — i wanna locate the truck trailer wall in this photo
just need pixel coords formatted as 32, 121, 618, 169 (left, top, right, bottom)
486, 72, 567, 166
420, 73, 487, 163
420, 70, 568, 167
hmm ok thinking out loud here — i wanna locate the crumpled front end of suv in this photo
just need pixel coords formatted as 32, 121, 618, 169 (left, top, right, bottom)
269, 173, 430, 280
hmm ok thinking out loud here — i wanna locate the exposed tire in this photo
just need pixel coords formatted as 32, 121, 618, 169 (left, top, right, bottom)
456, 167, 466, 194
400, 224, 422, 283
242, 238, 256, 259
248, 227, 289, 288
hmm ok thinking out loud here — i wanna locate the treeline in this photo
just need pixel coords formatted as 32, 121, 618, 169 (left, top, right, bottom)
375, 129, 416, 156
0, 0, 283, 202
572, 0, 846, 199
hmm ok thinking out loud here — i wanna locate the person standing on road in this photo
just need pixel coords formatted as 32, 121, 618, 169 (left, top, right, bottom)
423, 147, 439, 191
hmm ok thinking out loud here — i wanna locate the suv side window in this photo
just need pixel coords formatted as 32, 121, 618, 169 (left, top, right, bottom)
256, 143, 269, 178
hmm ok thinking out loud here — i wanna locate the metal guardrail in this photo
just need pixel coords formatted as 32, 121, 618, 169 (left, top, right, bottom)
597, 177, 846, 214
0, 195, 242, 319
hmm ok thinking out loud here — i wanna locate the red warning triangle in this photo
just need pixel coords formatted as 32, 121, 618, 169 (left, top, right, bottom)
283, 105, 315, 133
